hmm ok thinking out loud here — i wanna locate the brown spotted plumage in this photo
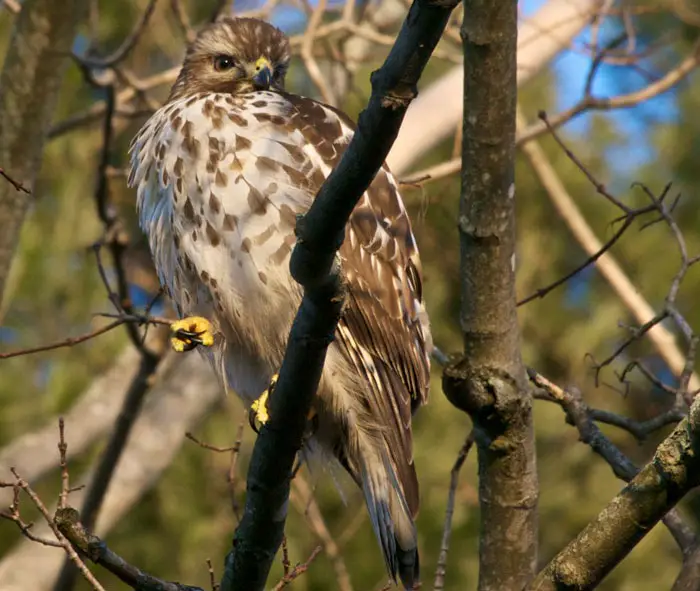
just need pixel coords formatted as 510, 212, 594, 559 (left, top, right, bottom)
128, 17, 431, 589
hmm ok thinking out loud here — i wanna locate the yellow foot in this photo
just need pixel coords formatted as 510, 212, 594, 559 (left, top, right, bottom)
248, 372, 320, 436
249, 374, 277, 433
170, 316, 214, 352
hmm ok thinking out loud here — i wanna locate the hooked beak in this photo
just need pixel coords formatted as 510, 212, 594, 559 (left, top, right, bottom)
252, 57, 273, 90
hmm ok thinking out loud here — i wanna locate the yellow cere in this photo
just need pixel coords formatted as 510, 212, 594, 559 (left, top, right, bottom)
255, 56, 271, 72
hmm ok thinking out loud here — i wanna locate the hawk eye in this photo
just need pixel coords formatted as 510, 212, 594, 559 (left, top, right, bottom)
213, 55, 236, 72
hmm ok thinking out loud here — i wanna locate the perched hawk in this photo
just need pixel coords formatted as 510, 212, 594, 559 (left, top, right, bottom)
129, 17, 431, 588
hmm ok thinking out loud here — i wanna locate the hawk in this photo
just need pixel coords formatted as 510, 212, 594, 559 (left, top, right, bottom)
128, 17, 431, 588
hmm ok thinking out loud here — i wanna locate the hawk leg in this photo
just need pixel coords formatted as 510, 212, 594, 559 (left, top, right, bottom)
170, 316, 214, 352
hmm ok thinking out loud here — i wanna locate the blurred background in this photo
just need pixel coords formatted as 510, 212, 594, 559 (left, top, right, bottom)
1, 0, 699, 589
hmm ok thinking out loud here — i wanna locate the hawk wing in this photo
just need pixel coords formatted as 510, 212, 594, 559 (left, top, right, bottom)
285, 94, 432, 515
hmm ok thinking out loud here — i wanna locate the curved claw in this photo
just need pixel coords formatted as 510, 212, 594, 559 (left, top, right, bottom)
248, 374, 279, 433
170, 316, 214, 352
248, 391, 269, 434
247, 374, 319, 436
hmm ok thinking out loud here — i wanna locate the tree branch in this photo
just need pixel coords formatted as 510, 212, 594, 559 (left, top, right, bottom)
220, 1, 459, 589
0, 353, 220, 591
55, 508, 204, 591
516, 107, 700, 393
529, 369, 695, 552
433, 430, 475, 591
53, 351, 163, 591
441, 3, 538, 590
528, 392, 700, 590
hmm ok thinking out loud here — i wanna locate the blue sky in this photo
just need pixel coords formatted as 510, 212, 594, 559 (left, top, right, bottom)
267, 0, 682, 172
522, 0, 680, 172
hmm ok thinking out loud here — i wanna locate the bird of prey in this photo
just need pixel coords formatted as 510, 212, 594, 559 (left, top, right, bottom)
128, 17, 431, 588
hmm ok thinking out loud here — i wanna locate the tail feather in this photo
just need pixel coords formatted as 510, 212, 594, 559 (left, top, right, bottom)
360, 449, 419, 590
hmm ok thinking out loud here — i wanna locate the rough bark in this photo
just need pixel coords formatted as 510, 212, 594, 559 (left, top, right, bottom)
441, 2, 538, 590
529, 394, 700, 590
220, 0, 459, 589
0, 0, 88, 309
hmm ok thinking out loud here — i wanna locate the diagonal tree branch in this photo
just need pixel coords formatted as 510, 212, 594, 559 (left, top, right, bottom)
529, 369, 696, 553
441, 3, 538, 590
220, 1, 459, 589
528, 392, 700, 590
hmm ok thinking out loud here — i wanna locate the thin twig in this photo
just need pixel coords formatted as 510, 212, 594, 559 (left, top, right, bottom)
10, 470, 106, 591
206, 559, 219, 591
79, 0, 159, 68
0, 484, 63, 547
0, 314, 169, 360
281, 536, 291, 576
53, 352, 163, 591
58, 418, 70, 510
434, 430, 475, 591
516, 107, 700, 394
0, 167, 30, 193
170, 0, 196, 42
271, 546, 323, 590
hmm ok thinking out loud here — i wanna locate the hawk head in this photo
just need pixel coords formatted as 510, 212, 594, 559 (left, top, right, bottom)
169, 17, 291, 100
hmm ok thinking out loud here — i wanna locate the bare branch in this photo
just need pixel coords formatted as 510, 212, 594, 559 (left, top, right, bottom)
79, 0, 159, 69
53, 352, 164, 591
388, 0, 602, 175
0, 167, 30, 193
56, 507, 204, 591
0, 353, 220, 590
528, 387, 700, 589
290, 473, 353, 591
529, 369, 696, 552
517, 40, 700, 146
516, 107, 700, 393
433, 430, 475, 591
9, 470, 106, 591
271, 545, 323, 590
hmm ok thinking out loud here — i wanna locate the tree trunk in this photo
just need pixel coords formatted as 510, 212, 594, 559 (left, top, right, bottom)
0, 0, 88, 310
442, 2, 538, 589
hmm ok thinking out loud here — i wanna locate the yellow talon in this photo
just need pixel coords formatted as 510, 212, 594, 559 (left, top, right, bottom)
170, 316, 214, 352
247, 373, 319, 435
249, 374, 277, 433
251, 390, 270, 424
